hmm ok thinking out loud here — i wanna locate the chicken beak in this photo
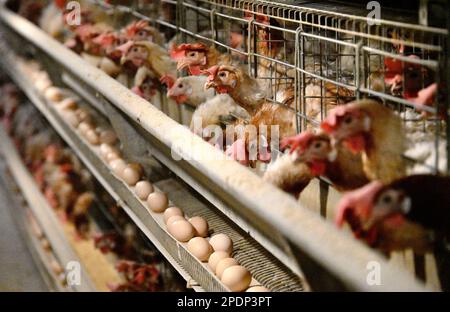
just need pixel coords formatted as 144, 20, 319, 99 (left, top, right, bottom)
204, 81, 216, 90
176, 59, 190, 71
120, 55, 128, 65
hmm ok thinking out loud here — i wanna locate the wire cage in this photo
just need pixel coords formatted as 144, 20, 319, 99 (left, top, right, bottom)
90, 0, 449, 175
1, 0, 448, 291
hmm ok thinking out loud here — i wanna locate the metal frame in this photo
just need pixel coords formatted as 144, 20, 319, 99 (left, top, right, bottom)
0, 3, 433, 291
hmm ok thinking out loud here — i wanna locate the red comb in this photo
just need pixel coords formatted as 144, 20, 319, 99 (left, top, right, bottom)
335, 181, 383, 228
159, 75, 176, 88
115, 40, 134, 54
409, 83, 438, 108
125, 20, 149, 37
321, 105, 353, 133
55, 0, 66, 10
170, 43, 208, 60
204, 65, 220, 81
280, 131, 315, 154
92, 32, 116, 47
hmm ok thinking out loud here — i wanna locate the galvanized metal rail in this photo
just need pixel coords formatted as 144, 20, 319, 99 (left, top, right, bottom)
0, 5, 431, 291
0, 127, 97, 292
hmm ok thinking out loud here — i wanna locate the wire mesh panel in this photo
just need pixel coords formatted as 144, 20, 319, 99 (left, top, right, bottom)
91, 0, 449, 174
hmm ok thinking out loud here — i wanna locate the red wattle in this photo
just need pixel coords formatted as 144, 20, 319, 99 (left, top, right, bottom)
343, 135, 365, 154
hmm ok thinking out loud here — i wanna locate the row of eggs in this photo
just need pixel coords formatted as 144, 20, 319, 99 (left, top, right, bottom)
37, 72, 270, 293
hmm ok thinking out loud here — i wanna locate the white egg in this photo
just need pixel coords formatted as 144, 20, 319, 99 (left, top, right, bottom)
58, 98, 78, 110
61, 110, 80, 127
163, 207, 184, 224
99, 143, 117, 159
146, 192, 168, 213
85, 129, 100, 145
167, 219, 195, 242
106, 151, 121, 163
208, 251, 229, 272
188, 216, 209, 237
221, 265, 252, 292
187, 237, 213, 262
166, 215, 185, 226
134, 181, 154, 200
209, 233, 233, 255
110, 159, 127, 176
44, 87, 63, 102
78, 121, 92, 135
76, 108, 92, 123
99, 130, 117, 145
34, 77, 51, 92
122, 166, 140, 186
246, 286, 270, 292
215, 258, 239, 279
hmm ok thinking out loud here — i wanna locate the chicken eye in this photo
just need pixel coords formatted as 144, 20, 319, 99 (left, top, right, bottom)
188, 52, 197, 57
178, 84, 183, 89
132, 47, 138, 53
343, 115, 353, 125
138, 30, 146, 37
219, 72, 226, 78
381, 194, 393, 204
313, 141, 322, 149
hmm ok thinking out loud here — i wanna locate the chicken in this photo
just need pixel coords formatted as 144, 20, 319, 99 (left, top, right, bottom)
204, 64, 265, 114
225, 87, 296, 166
131, 67, 159, 101
335, 174, 450, 290
281, 131, 369, 191
160, 75, 215, 106
263, 152, 313, 198
170, 42, 230, 75
123, 20, 165, 46
38, 0, 65, 38
118, 40, 176, 79
303, 81, 355, 126
92, 31, 127, 63
321, 99, 406, 184
70, 192, 94, 238
190, 94, 250, 144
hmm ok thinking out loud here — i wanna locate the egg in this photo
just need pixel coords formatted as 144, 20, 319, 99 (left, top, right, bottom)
221, 265, 252, 292
134, 181, 154, 200
188, 216, 209, 237
215, 258, 239, 279
34, 77, 51, 92
122, 166, 140, 186
99, 144, 116, 158
58, 98, 78, 110
44, 87, 63, 102
163, 207, 184, 224
246, 286, 270, 292
187, 237, 213, 262
146, 192, 168, 213
75, 108, 92, 123
209, 233, 233, 255
105, 151, 120, 163
128, 163, 144, 177
99, 130, 117, 145
110, 159, 127, 176
50, 260, 64, 275
167, 219, 195, 242
85, 129, 100, 145
208, 251, 229, 272
61, 110, 79, 127
78, 121, 92, 135
166, 215, 185, 226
